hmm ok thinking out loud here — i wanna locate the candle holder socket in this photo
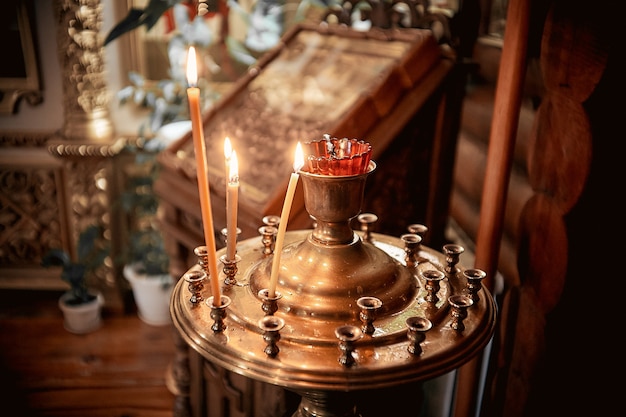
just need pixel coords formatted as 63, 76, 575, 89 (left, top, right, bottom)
194, 245, 209, 271
407, 224, 428, 239
448, 294, 473, 332
183, 269, 206, 305
464, 268, 487, 304
220, 254, 241, 285
259, 315, 286, 357
206, 295, 232, 333
357, 213, 378, 243
422, 269, 445, 305
356, 296, 383, 335
258, 288, 283, 315
406, 316, 433, 355
401, 233, 422, 267
335, 325, 362, 367
262, 215, 281, 228
258, 225, 278, 256
443, 244, 465, 278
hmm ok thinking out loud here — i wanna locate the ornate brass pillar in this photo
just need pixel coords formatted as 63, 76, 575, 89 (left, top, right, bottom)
48, 0, 126, 309
52, 0, 114, 142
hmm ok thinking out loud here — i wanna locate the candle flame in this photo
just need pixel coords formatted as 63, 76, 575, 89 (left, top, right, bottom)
294, 142, 304, 172
224, 137, 232, 160
186, 46, 198, 87
229, 151, 239, 184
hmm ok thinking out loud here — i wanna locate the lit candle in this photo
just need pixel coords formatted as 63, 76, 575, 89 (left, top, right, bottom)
268, 142, 304, 298
226, 149, 239, 261
186, 46, 221, 306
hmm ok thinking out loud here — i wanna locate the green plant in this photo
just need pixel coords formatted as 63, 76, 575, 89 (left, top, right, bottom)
104, 0, 184, 46
116, 71, 189, 137
119, 147, 170, 277
41, 225, 109, 305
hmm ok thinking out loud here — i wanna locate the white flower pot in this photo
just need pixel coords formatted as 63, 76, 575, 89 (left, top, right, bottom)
124, 263, 174, 326
58, 292, 103, 334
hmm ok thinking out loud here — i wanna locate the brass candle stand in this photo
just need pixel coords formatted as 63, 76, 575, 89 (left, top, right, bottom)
170, 161, 496, 417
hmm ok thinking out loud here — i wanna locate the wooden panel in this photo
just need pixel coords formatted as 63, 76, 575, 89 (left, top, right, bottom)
200, 360, 292, 417
475, 1, 619, 416
0, 139, 71, 290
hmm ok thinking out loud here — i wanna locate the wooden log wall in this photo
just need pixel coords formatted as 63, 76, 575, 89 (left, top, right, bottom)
450, 1, 621, 416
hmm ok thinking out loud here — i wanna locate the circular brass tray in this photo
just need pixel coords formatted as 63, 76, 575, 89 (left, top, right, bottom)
171, 229, 496, 392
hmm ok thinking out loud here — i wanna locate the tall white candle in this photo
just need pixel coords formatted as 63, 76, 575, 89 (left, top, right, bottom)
226, 150, 239, 261
268, 142, 304, 298
186, 46, 221, 306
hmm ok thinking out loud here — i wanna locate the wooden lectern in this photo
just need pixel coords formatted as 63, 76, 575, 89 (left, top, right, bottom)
156, 23, 465, 281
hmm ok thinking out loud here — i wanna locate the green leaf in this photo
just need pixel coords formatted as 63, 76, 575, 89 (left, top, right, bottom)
104, 0, 183, 46
77, 225, 101, 261
41, 249, 71, 268
225, 36, 258, 66
42, 225, 109, 304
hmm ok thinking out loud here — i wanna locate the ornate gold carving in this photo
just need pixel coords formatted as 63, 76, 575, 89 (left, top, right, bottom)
47, 135, 127, 157
0, 131, 70, 287
0, 168, 63, 266
54, 0, 114, 142
0, 1, 43, 115
61, 156, 115, 289
321, 0, 453, 44
0, 131, 50, 148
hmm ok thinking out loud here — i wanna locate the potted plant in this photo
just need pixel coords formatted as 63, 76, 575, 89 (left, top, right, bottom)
122, 241, 174, 326
120, 144, 175, 326
41, 225, 109, 334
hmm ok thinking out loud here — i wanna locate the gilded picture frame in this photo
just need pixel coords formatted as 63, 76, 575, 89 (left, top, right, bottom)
0, 1, 42, 115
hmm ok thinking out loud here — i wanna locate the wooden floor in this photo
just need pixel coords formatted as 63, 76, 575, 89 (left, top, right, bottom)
0, 289, 176, 417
